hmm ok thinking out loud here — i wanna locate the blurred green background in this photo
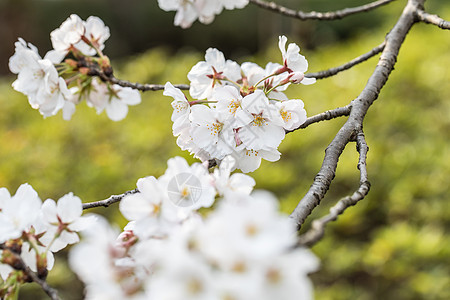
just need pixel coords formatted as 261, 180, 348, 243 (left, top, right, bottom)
0, 0, 449, 299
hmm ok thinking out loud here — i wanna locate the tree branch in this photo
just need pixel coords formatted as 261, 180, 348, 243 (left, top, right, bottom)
286, 105, 352, 133
87, 66, 190, 91
416, 9, 450, 29
0, 244, 60, 300
297, 131, 370, 247
249, 0, 396, 21
306, 42, 385, 80
82, 188, 139, 210
289, 0, 423, 229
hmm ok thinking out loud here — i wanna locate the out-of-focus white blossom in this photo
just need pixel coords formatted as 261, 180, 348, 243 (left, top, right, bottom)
0, 184, 41, 243
87, 80, 141, 121
50, 14, 110, 58
50, 14, 85, 55
70, 163, 319, 300
157, 0, 249, 28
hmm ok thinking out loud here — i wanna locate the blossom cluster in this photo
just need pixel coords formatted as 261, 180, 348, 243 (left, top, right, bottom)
69, 156, 319, 299
9, 14, 141, 121
0, 184, 94, 297
165, 36, 314, 172
157, 0, 249, 28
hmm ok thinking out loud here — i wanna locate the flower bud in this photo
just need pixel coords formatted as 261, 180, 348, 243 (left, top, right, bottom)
289, 71, 305, 84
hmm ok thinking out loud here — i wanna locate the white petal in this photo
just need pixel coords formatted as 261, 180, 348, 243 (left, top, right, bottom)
116, 86, 141, 105
41, 199, 58, 224
106, 98, 128, 121
57, 193, 82, 223
301, 77, 316, 85
119, 194, 154, 221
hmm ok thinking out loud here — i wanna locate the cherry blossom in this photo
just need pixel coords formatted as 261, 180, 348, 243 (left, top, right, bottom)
87, 80, 141, 121
278, 35, 316, 85
188, 48, 241, 100
68, 217, 140, 300
40, 193, 96, 252
234, 90, 285, 150
164, 82, 191, 136
0, 184, 41, 243
189, 104, 236, 159
212, 155, 256, 199
50, 14, 110, 58
275, 99, 308, 131
8, 38, 41, 75
157, 0, 249, 28
165, 36, 314, 172
159, 156, 216, 210
213, 85, 243, 118
77, 16, 110, 56
50, 14, 85, 55
10, 42, 72, 118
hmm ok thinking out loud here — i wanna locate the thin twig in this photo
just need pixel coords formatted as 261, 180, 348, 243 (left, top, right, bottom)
82, 188, 139, 210
286, 105, 352, 133
0, 244, 60, 300
297, 131, 370, 247
306, 42, 385, 80
88, 66, 190, 91
289, 0, 423, 229
416, 9, 450, 29
249, 0, 396, 20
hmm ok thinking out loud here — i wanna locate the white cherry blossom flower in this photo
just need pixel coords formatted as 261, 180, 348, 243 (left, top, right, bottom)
188, 48, 241, 100
10, 45, 73, 118
147, 249, 216, 300
158, 0, 249, 28
120, 176, 177, 238
275, 99, 307, 131
240, 62, 288, 100
40, 193, 96, 252
50, 14, 85, 55
213, 85, 243, 119
0, 184, 41, 243
278, 35, 316, 85
190, 104, 236, 159
252, 249, 319, 300
159, 156, 216, 210
213, 156, 256, 198
158, 0, 202, 29
234, 90, 285, 151
69, 217, 140, 300
76, 16, 110, 56
87, 80, 141, 121
32, 59, 72, 118
8, 38, 41, 74
164, 82, 191, 136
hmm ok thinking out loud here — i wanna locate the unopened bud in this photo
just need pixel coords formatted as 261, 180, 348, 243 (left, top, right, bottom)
79, 67, 90, 75
64, 59, 78, 68
289, 72, 305, 84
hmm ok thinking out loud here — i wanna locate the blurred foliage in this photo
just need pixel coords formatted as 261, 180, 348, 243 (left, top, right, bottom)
0, 3, 449, 300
